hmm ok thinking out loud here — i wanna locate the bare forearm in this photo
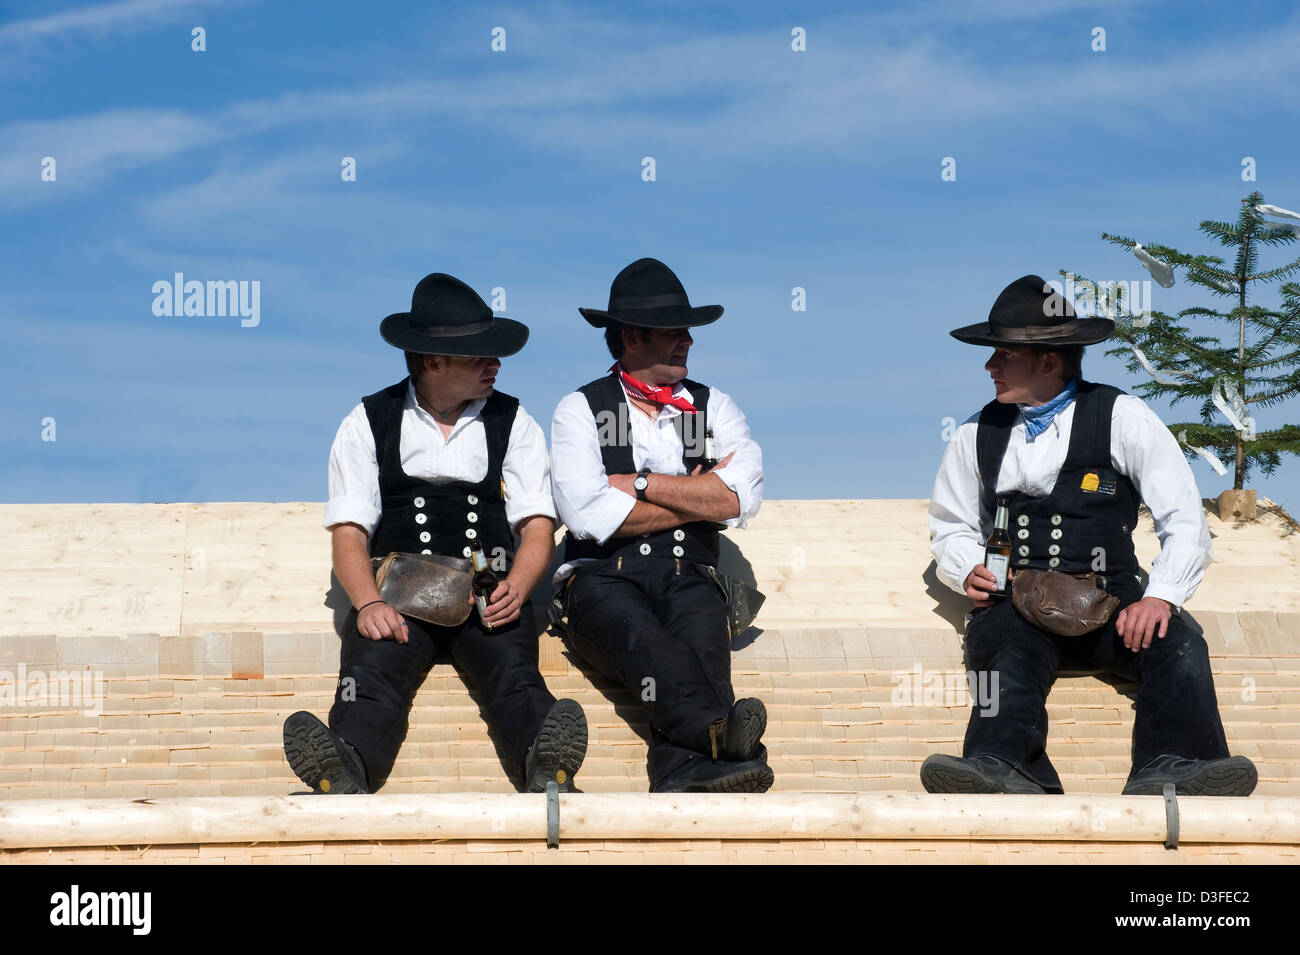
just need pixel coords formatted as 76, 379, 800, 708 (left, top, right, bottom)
613, 499, 699, 537
645, 472, 739, 522
331, 524, 381, 610
506, 515, 555, 599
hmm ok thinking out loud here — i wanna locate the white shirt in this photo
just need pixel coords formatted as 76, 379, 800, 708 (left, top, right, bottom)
928, 392, 1213, 609
551, 377, 764, 582
324, 381, 556, 537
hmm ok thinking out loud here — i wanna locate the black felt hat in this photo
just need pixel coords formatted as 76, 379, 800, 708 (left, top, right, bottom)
380, 273, 528, 357
579, 258, 723, 329
950, 275, 1114, 347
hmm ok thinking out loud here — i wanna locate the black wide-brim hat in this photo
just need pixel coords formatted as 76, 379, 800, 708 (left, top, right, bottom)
950, 274, 1115, 347
380, 273, 529, 357
579, 257, 723, 329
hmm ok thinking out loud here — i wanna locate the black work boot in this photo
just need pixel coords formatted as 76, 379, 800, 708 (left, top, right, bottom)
283, 711, 369, 794
920, 753, 1048, 794
709, 697, 768, 762
524, 699, 588, 792
652, 754, 775, 793
1122, 755, 1257, 796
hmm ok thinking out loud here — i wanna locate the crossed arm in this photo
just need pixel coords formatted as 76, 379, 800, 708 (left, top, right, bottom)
607, 454, 740, 537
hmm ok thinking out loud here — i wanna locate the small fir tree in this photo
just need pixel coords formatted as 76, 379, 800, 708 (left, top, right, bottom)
1064, 191, 1300, 490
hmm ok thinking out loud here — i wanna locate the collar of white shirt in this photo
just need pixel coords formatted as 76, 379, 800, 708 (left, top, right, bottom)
406, 380, 487, 441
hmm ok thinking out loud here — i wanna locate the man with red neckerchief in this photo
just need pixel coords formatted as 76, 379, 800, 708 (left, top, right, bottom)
551, 258, 772, 793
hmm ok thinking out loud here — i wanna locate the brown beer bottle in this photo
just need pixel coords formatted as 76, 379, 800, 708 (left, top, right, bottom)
469, 539, 499, 630
984, 498, 1012, 597
701, 427, 718, 472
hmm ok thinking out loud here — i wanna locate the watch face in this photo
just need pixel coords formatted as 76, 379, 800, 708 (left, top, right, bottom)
634, 476, 648, 490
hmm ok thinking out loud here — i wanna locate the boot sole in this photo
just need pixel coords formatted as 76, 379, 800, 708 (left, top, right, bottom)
1123, 758, 1258, 797
283, 712, 367, 794
722, 699, 768, 762
704, 763, 775, 794
526, 700, 588, 792
920, 755, 1046, 795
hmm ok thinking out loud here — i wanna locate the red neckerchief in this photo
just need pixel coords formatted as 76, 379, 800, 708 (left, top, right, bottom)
611, 362, 698, 413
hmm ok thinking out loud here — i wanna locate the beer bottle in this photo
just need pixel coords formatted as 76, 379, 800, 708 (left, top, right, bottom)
984, 498, 1012, 597
469, 539, 499, 630
701, 428, 718, 472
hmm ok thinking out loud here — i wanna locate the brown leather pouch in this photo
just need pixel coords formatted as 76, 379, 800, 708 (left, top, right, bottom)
1011, 569, 1121, 637
371, 553, 473, 627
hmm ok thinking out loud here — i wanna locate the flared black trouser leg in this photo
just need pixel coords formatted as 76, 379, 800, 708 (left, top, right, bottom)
328, 604, 555, 790
961, 578, 1232, 791
563, 558, 735, 787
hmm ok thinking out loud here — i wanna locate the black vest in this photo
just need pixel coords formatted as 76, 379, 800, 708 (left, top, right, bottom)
975, 381, 1140, 576
562, 372, 721, 566
362, 378, 517, 569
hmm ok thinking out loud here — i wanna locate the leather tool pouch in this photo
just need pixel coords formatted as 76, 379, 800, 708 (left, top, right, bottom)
698, 564, 767, 640
371, 553, 473, 627
1011, 569, 1121, 637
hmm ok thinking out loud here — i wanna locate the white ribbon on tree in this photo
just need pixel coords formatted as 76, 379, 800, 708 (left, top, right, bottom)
1131, 346, 1197, 386
1178, 430, 1228, 476
1255, 204, 1300, 235
1211, 378, 1256, 438
1255, 203, 1300, 220
1130, 347, 1255, 476
1132, 243, 1175, 288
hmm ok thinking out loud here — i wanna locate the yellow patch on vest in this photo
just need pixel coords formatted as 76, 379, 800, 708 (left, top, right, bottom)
1081, 471, 1100, 492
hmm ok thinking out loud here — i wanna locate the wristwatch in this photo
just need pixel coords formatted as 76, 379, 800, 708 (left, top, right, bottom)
634, 468, 651, 502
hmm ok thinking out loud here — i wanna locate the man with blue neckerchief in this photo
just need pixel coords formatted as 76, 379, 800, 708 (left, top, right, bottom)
923, 275, 1256, 797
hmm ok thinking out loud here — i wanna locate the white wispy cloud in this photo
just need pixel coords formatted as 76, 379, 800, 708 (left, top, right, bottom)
3, 5, 1298, 209
0, 0, 231, 43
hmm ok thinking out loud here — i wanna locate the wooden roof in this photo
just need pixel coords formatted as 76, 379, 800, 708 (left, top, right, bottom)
1, 499, 1297, 864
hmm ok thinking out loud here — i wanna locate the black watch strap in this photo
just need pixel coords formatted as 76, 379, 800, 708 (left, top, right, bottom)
635, 467, 651, 502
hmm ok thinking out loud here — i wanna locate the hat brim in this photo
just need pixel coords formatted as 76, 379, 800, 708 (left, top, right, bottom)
949, 318, 1115, 347
380, 313, 530, 357
578, 304, 723, 329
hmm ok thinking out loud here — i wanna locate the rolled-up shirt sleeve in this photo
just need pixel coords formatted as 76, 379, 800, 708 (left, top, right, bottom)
323, 405, 383, 537
1112, 396, 1213, 608
503, 405, 558, 530
707, 387, 763, 528
928, 416, 987, 596
551, 392, 636, 544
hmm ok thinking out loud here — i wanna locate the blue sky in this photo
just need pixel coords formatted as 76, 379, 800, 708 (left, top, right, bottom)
3, 0, 1299, 513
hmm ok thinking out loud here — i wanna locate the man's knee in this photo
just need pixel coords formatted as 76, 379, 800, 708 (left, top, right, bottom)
1143, 622, 1213, 677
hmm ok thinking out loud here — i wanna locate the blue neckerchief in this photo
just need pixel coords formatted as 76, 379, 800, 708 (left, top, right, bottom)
1019, 379, 1077, 441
